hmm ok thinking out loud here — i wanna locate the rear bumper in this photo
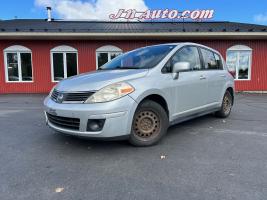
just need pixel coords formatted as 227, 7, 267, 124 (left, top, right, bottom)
44, 95, 138, 138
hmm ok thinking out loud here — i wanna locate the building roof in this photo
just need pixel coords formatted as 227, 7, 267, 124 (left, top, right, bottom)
1, 19, 267, 33
0, 19, 267, 40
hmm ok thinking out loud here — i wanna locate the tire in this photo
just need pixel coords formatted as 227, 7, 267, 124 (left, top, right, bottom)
129, 100, 169, 147
215, 90, 233, 118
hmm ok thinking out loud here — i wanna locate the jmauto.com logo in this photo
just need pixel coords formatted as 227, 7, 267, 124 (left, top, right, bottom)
109, 9, 214, 21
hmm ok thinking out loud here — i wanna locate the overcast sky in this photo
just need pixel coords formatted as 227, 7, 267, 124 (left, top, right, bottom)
0, 0, 267, 25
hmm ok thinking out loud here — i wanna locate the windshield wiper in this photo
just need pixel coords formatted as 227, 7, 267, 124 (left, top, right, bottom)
99, 66, 145, 70
113, 66, 142, 70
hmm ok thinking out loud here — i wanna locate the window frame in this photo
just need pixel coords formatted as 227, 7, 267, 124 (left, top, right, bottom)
4, 46, 33, 83
96, 45, 123, 69
162, 45, 203, 73
226, 45, 252, 81
50, 46, 79, 83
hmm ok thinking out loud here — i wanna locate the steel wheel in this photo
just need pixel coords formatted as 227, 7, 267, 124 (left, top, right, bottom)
215, 90, 233, 118
129, 100, 168, 146
133, 110, 161, 141
222, 92, 232, 115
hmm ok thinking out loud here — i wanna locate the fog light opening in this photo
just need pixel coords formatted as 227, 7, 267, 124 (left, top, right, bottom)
87, 119, 105, 132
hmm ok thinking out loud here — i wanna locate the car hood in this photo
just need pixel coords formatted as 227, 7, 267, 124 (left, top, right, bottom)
56, 69, 149, 92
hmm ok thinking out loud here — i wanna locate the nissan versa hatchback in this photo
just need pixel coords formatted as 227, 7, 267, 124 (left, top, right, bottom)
44, 43, 234, 146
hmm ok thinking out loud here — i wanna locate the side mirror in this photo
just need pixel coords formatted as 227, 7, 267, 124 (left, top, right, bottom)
172, 62, 191, 79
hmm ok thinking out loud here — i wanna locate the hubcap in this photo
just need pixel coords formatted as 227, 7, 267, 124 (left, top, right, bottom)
133, 111, 160, 140
223, 94, 232, 115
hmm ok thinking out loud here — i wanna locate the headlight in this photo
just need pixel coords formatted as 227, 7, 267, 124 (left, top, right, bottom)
85, 82, 135, 103
49, 85, 56, 97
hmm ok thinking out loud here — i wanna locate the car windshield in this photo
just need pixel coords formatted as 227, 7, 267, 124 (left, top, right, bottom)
99, 45, 176, 70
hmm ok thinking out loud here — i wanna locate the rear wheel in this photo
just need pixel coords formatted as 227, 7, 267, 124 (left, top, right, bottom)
215, 90, 233, 118
129, 100, 168, 147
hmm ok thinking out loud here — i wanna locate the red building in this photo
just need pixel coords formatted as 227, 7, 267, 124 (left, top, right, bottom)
0, 20, 267, 93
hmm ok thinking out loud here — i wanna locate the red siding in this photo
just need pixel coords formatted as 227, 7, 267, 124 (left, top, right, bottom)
0, 39, 267, 93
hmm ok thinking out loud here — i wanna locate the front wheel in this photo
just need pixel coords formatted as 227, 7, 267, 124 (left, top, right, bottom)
215, 90, 233, 118
129, 100, 168, 147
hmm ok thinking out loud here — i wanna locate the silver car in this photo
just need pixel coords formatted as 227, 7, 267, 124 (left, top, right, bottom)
44, 43, 234, 146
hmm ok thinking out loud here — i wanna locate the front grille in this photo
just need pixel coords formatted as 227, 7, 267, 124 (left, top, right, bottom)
46, 113, 80, 130
64, 92, 94, 102
51, 89, 94, 103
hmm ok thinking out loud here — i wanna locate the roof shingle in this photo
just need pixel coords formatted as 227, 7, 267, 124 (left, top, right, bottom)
0, 19, 267, 33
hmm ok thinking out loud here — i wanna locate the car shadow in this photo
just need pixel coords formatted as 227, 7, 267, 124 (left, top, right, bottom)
46, 114, 216, 151
167, 114, 216, 135
48, 130, 134, 151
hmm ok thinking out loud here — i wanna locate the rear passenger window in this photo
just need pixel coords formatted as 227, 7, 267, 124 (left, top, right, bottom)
214, 53, 223, 70
164, 46, 201, 72
201, 49, 223, 70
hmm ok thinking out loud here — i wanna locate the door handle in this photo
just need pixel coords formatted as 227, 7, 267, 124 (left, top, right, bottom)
199, 75, 206, 80
220, 74, 226, 78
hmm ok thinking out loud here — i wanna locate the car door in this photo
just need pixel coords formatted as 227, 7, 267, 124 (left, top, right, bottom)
200, 48, 226, 104
163, 46, 209, 118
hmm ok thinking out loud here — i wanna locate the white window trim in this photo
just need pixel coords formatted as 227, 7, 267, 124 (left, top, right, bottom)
226, 45, 252, 81
96, 45, 123, 69
51, 46, 79, 82
4, 45, 33, 83
227, 45, 252, 51
51, 45, 77, 52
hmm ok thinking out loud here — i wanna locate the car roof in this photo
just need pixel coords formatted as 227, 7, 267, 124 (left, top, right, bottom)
143, 42, 221, 55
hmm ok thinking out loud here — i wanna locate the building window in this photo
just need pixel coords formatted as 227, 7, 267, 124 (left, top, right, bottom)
4, 45, 33, 82
226, 45, 252, 80
51, 45, 78, 82
96, 45, 122, 69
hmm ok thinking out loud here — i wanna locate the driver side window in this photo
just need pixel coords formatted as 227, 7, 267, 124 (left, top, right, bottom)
163, 46, 201, 73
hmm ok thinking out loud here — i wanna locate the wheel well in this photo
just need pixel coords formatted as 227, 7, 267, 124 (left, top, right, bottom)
140, 94, 169, 117
226, 87, 234, 105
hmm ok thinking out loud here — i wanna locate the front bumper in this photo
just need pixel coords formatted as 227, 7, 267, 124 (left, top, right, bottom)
43, 95, 138, 138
